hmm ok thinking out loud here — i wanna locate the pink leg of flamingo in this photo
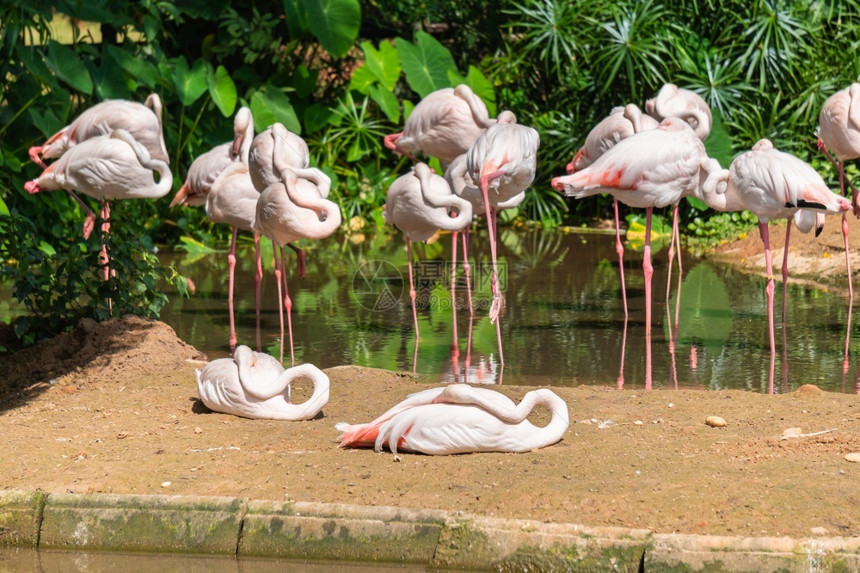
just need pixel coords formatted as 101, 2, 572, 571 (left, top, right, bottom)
227, 226, 239, 351
781, 221, 791, 322
407, 239, 420, 343
614, 199, 628, 317
643, 208, 654, 390
758, 222, 777, 394
254, 234, 263, 352
280, 247, 296, 366
451, 231, 459, 352
478, 172, 505, 366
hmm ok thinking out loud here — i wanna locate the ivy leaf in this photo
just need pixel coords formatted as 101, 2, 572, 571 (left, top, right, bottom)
209, 65, 237, 117
172, 56, 208, 106
45, 40, 93, 94
301, 0, 360, 59
395, 31, 456, 98
251, 87, 301, 134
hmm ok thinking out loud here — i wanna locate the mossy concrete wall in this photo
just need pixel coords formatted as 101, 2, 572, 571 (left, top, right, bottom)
1, 490, 859, 571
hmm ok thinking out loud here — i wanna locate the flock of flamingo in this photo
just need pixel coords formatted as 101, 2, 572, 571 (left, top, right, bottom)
20, 78, 860, 454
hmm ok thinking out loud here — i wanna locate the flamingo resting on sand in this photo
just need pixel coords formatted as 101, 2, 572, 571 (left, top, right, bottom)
336, 383, 569, 455
253, 127, 341, 366
384, 84, 495, 168
384, 162, 473, 349
552, 117, 715, 389
567, 104, 658, 317
196, 345, 329, 420
25, 128, 173, 287
697, 139, 850, 392
28, 94, 169, 239
466, 111, 540, 366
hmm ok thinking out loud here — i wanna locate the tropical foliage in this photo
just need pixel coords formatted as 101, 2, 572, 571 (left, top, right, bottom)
3, 0, 860, 341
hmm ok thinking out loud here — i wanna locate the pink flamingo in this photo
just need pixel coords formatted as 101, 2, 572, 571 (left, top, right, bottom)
335, 383, 569, 455
384, 85, 495, 168
552, 117, 713, 388
172, 107, 261, 352
697, 139, 850, 392
383, 162, 472, 356
248, 123, 330, 279
196, 345, 329, 420
25, 128, 173, 288
567, 104, 658, 318
253, 125, 341, 366
28, 94, 169, 239
645, 84, 713, 322
466, 111, 540, 366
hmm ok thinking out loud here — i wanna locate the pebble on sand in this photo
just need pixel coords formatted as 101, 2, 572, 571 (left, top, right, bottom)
705, 416, 726, 428
846, 453, 860, 463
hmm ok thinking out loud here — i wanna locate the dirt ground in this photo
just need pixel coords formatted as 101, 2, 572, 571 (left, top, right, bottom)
709, 210, 860, 294
2, 217, 860, 540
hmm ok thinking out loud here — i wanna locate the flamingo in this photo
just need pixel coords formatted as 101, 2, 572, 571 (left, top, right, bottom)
552, 117, 716, 388
697, 139, 851, 392
335, 383, 569, 455
253, 127, 341, 366
25, 128, 173, 289
383, 162, 472, 349
566, 104, 659, 318
28, 94, 169, 239
384, 84, 495, 168
196, 345, 329, 420
466, 111, 540, 366
248, 123, 330, 279
172, 107, 261, 352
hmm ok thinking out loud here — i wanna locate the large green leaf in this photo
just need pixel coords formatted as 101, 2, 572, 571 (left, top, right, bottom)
250, 88, 301, 134
45, 40, 93, 94
16, 47, 56, 89
369, 85, 400, 123
704, 109, 735, 169
87, 53, 131, 100
395, 32, 457, 98
171, 56, 208, 106
361, 40, 400, 90
209, 65, 237, 117
282, 0, 309, 38
301, 0, 360, 59
0, 196, 9, 217
104, 44, 160, 88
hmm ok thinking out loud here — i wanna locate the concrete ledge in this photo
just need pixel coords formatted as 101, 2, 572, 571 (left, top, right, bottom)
0, 490, 45, 547
2, 490, 859, 571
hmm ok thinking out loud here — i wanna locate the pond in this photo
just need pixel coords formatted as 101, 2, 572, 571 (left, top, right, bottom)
158, 227, 859, 394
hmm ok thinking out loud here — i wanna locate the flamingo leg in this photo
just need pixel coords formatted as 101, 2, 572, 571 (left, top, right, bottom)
643, 207, 654, 390
614, 198, 628, 318
781, 220, 791, 323
665, 204, 677, 319
617, 315, 628, 390
759, 221, 777, 394
287, 243, 306, 279
273, 242, 285, 364
451, 231, 459, 352
227, 226, 239, 352
407, 239, 420, 343
672, 204, 683, 329
462, 227, 474, 317
281, 248, 296, 367
479, 170, 506, 366
254, 233, 263, 352
99, 201, 114, 315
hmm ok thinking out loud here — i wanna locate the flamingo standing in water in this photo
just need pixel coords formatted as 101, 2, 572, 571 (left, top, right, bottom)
25, 128, 173, 289
335, 383, 569, 455
383, 162, 472, 351
567, 104, 658, 318
552, 117, 716, 388
196, 345, 329, 420
697, 139, 851, 392
173, 108, 262, 352
28, 94, 169, 240
466, 112, 540, 366
384, 84, 495, 168
253, 125, 341, 366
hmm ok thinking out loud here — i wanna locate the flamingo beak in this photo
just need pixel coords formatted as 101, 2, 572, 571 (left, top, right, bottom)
551, 176, 566, 192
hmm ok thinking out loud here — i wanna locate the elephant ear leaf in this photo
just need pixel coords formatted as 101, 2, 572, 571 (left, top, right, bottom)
300, 0, 360, 59
395, 31, 457, 98
45, 40, 93, 95
172, 56, 208, 106
209, 65, 238, 117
